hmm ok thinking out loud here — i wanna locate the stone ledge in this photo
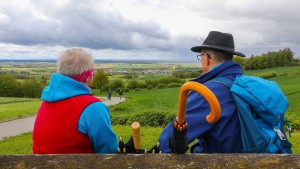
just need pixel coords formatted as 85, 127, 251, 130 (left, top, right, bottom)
1, 154, 299, 169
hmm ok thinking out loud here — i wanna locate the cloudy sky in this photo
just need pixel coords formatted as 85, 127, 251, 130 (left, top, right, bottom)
0, 0, 300, 61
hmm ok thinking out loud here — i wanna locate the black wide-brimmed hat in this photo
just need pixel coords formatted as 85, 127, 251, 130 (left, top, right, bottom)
191, 31, 246, 57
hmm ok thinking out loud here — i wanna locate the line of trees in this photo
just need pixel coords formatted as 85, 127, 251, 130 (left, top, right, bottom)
233, 48, 297, 70
0, 74, 43, 98
172, 70, 202, 79
91, 70, 187, 93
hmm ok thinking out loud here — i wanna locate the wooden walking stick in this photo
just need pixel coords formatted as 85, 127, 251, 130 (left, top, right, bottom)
131, 122, 142, 150
175, 81, 221, 130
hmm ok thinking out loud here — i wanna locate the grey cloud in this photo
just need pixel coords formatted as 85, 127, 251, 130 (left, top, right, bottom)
0, 0, 171, 51
187, 0, 300, 56
1, 0, 300, 60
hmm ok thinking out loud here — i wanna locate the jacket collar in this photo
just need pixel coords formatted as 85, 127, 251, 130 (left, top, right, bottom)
191, 61, 243, 83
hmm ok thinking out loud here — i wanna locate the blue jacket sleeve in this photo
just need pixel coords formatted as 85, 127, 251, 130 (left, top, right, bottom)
158, 78, 234, 153
77, 102, 118, 154
158, 89, 214, 153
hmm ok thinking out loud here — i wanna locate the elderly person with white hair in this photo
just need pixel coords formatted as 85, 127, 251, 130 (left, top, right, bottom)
33, 48, 118, 154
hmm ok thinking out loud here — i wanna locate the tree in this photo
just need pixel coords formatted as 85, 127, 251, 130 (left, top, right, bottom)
233, 56, 247, 69
127, 79, 139, 89
109, 79, 125, 92
0, 74, 19, 97
92, 69, 109, 94
21, 78, 43, 98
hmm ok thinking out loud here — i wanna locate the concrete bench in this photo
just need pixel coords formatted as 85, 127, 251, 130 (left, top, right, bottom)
1, 154, 299, 168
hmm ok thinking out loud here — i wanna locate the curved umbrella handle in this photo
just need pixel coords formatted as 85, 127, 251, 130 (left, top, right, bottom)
176, 81, 221, 125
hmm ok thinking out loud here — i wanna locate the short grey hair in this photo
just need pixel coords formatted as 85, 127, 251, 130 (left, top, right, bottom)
57, 48, 94, 76
203, 49, 233, 63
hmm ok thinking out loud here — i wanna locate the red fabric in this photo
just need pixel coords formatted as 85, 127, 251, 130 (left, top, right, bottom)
69, 67, 94, 83
32, 95, 101, 154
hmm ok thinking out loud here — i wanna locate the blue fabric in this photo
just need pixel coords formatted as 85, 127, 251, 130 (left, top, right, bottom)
158, 61, 243, 153
213, 75, 292, 154
41, 73, 118, 154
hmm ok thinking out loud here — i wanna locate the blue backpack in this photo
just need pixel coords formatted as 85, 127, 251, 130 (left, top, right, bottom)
213, 75, 292, 154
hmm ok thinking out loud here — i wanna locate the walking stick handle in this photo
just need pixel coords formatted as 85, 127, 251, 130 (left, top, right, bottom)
131, 122, 142, 150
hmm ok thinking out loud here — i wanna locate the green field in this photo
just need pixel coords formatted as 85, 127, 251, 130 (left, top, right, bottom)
0, 64, 300, 154
0, 97, 41, 122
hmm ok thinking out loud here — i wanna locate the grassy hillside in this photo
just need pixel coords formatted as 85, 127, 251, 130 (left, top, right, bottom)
0, 66, 300, 154
0, 97, 41, 122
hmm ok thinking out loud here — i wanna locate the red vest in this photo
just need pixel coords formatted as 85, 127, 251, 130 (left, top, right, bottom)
32, 95, 101, 154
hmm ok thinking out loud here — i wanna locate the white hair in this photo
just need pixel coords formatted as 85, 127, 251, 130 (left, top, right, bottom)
57, 48, 94, 76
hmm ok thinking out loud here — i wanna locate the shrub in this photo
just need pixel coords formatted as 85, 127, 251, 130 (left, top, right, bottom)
122, 112, 176, 127
111, 115, 129, 125
127, 79, 139, 89
129, 112, 166, 127
163, 113, 176, 126
293, 71, 300, 75
21, 78, 43, 98
168, 83, 182, 88
147, 85, 153, 90
254, 71, 278, 79
156, 83, 166, 89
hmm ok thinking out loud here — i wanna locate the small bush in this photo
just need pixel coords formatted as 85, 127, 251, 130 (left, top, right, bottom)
168, 83, 181, 88
156, 83, 166, 89
254, 71, 278, 79
129, 112, 166, 127
147, 85, 153, 90
293, 71, 300, 75
111, 115, 129, 125
163, 113, 176, 126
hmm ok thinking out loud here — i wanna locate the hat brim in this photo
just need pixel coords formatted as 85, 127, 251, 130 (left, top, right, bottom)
191, 46, 246, 57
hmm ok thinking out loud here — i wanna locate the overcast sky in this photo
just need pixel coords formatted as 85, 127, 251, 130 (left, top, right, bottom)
0, 0, 300, 61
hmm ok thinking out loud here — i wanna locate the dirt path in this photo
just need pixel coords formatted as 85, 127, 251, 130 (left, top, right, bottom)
0, 97, 125, 141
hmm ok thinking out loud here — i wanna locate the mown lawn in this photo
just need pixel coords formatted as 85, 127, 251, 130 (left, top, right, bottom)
109, 87, 179, 118
0, 97, 41, 122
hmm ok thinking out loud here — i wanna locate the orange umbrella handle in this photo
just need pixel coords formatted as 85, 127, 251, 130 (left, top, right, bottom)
177, 81, 221, 125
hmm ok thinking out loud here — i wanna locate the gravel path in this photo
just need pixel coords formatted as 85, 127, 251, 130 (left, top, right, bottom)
0, 97, 125, 141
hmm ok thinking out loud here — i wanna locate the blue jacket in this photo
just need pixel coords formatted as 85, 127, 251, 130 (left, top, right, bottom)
158, 61, 243, 153
41, 73, 118, 153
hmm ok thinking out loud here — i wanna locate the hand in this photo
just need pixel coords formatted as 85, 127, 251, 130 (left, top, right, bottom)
118, 136, 146, 154
169, 121, 189, 154
146, 143, 161, 154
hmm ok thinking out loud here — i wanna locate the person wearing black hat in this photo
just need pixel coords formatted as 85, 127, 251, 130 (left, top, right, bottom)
158, 31, 245, 153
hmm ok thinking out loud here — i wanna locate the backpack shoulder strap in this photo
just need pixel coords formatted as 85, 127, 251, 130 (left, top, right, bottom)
210, 76, 233, 88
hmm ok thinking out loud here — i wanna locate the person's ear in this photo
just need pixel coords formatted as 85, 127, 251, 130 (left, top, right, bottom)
204, 55, 210, 66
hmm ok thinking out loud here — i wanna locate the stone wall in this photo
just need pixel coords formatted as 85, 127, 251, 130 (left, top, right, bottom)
1, 154, 300, 169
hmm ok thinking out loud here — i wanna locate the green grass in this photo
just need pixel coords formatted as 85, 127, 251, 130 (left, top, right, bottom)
1, 129, 299, 154
0, 97, 40, 104
0, 132, 33, 154
0, 99, 41, 122
1, 65, 300, 154
2, 66, 299, 123
109, 87, 179, 119
0, 125, 163, 154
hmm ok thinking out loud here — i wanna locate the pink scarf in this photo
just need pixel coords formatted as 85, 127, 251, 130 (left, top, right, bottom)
70, 67, 94, 83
